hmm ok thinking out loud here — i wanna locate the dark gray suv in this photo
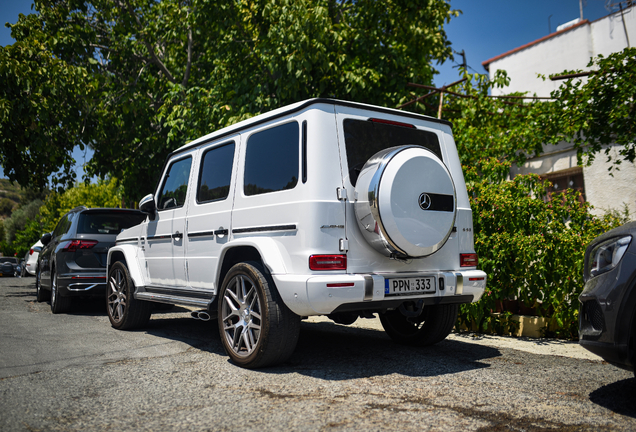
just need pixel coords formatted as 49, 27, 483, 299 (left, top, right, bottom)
36, 206, 146, 313
579, 221, 636, 377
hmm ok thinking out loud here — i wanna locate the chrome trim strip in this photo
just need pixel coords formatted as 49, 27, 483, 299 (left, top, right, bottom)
232, 224, 297, 234
187, 231, 215, 238
116, 237, 138, 244
135, 292, 214, 308
147, 234, 172, 241
67, 282, 107, 292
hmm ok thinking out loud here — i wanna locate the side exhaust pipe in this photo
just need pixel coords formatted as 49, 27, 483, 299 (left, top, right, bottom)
191, 310, 211, 321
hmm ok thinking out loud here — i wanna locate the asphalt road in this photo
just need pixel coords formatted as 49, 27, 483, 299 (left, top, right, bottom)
1, 276, 635, 431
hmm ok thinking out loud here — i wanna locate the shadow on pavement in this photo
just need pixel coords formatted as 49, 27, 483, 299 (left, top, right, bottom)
589, 377, 636, 418
7, 279, 500, 378
264, 319, 501, 380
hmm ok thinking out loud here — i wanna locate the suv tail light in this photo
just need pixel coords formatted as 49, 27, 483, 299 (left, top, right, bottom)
61, 240, 98, 252
309, 255, 347, 271
460, 253, 478, 267
29, 249, 34, 255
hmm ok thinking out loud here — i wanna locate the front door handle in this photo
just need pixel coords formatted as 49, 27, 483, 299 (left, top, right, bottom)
173, 231, 182, 240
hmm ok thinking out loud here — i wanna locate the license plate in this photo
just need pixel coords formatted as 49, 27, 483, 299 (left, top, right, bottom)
385, 277, 436, 295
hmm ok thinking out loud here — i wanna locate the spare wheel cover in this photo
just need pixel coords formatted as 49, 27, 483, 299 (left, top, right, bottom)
354, 146, 456, 258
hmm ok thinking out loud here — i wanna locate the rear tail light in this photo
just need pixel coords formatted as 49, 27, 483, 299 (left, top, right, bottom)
61, 240, 98, 252
460, 253, 478, 267
309, 255, 347, 271
29, 249, 34, 255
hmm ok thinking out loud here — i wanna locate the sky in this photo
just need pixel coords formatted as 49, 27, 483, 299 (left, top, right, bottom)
0, 0, 617, 180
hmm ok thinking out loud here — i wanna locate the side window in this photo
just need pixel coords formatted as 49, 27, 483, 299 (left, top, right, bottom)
157, 156, 193, 210
197, 142, 235, 203
244, 122, 299, 196
53, 214, 73, 238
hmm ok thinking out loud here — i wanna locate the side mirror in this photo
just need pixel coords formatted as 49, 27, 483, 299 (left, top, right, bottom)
40, 232, 52, 246
139, 193, 157, 221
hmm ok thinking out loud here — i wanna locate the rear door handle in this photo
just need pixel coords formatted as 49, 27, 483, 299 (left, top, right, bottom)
172, 231, 182, 240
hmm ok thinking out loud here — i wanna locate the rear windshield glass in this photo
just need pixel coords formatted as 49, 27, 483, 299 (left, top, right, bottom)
0, 258, 17, 263
78, 212, 146, 235
343, 119, 442, 186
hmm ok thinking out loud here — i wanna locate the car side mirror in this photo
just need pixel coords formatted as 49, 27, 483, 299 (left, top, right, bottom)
40, 232, 52, 246
139, 193, 157, 221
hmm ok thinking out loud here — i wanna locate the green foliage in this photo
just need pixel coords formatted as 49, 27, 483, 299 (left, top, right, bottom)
419, 49, 636, 339
1, 0, 457, 200
2, 199, 43, 244
0, 198, 15, 216
38, 178, 123, 233
0, 14, 97, 191
549, 48, 636, 168
12, 218, 43, 258
457, 161, 622, 339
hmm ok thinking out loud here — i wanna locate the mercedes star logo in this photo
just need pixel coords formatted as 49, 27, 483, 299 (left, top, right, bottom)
418, 193, 432, 210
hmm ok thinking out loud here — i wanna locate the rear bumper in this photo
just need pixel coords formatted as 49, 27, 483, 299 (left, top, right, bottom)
273, 270, 486, 316
25, 262, 37, 276
57, 272, 107, 297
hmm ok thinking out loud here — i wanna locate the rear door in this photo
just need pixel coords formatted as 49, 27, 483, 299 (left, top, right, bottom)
185, 138, 238, 291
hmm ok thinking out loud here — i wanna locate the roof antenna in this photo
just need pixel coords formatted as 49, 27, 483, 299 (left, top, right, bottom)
579, 0, 585, 20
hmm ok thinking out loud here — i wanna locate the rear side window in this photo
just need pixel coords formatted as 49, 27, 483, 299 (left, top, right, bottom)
157, 156, 192, 210
78, 212, 147, 235
244, 122, 299, 196
343, 119, 442, 186
197, 142, 235, 203
53, 213, 73, 238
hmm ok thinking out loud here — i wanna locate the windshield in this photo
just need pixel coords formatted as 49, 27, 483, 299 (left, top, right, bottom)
78, 211, 146, 235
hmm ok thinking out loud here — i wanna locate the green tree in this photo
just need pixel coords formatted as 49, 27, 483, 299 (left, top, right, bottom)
0, 198, 15, 216
12, 218, 43, 258
38, 178, 123, 233
0, 14, 97, 191
2, 199, 43, 244
1, 0, 457, 201
405, 49, 636, 339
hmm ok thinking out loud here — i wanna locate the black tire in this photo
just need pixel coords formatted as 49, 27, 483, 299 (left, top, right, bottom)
218, 261, 300, 368
380, 303, 458, 346
107, 261, 152, 330
35, 267, 50, 303
50, 270, 72, 314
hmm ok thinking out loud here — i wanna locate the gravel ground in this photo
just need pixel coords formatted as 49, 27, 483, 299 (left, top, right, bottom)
1, 276, 635, 431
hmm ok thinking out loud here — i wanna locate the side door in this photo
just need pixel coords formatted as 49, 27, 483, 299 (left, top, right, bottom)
144, 155, 193, 287
185, 139, 238, 291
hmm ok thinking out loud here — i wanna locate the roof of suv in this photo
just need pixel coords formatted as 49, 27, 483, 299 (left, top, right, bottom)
171, 98, 453, 158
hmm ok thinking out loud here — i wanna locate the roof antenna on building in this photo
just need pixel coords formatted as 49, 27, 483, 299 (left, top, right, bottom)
548, 14, 553, 33
579, 0, 585, 20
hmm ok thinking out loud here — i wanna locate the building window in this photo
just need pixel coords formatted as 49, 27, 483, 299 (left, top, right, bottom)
543, 167, 586, 203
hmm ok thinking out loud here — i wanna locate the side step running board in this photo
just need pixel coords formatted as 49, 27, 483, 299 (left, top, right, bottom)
136, 291, 215, 308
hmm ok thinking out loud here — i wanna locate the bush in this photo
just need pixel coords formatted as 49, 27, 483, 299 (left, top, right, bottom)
458, 168, 622, 339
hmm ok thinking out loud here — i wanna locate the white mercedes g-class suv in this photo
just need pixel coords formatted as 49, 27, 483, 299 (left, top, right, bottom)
106, 99, 486, 368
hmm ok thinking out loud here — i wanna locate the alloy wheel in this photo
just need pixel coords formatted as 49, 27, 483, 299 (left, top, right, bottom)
221, 274, 262, 357
107, 266, 127, 324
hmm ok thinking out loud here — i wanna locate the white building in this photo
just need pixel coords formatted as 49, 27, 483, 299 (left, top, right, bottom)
482, 5, 636, 217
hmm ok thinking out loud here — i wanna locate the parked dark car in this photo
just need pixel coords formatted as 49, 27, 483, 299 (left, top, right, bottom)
35, 206, 147, 313
579, 221, 636, 377
0, 257, 20, 277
